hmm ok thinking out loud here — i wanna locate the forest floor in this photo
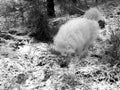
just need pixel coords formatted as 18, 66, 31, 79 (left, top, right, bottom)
1, 1, 120, 90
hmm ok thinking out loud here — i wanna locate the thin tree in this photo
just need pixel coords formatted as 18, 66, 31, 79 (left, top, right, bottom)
47, 0, 55, 17
96, 0, 98, 4
71, 0, 77, 3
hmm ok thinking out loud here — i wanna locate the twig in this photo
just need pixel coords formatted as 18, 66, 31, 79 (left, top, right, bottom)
72, 5, 85, 14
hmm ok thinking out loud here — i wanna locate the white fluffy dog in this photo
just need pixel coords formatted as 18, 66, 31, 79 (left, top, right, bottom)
53, 8, 105, 57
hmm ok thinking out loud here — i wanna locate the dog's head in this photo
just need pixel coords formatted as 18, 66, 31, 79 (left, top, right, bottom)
98, 20, 106, 29
84, 8, 106, 29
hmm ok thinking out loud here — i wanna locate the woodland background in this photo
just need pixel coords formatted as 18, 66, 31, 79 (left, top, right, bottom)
0, 0, 120, 90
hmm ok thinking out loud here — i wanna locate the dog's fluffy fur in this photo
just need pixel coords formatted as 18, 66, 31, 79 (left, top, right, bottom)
83, 8, 103, 21
53, 8, 105, 56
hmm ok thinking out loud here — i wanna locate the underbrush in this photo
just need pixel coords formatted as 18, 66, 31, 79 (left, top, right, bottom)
1, 1, 120, 90
102, 28, 120, 66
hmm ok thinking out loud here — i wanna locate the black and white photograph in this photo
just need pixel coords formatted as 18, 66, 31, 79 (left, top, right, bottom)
0, 0, 120, 90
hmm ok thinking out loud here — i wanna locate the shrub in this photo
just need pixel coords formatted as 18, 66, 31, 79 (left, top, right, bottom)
28, 13, 53, 43
102, 28, 120, 66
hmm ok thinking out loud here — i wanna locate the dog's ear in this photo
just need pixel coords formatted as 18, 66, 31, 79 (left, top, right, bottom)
98, 20, 106, 29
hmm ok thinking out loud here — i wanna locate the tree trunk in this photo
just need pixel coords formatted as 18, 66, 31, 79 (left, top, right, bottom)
71, 0, 77, 3
47, 0, 55, 17
96, 0, 98, 4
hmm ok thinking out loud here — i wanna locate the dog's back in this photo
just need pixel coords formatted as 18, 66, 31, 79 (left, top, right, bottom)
53, 8, 105, 56
54, 18, 99, 56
